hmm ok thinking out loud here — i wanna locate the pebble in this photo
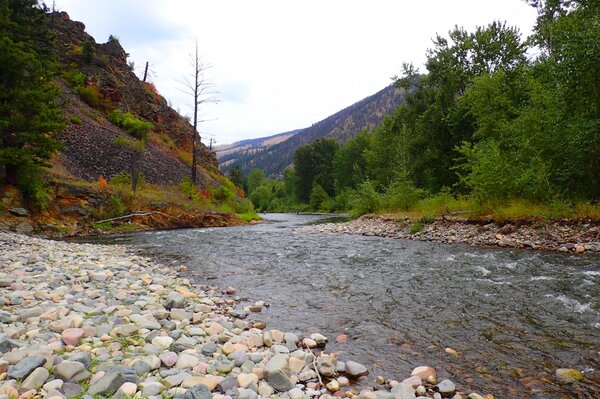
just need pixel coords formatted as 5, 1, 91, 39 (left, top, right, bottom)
437, 379, 456, 394
345, 360, 369, 378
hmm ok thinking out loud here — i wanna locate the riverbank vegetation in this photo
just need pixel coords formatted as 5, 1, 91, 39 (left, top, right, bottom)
0, 1, 259, 234
234, 1, 600, 222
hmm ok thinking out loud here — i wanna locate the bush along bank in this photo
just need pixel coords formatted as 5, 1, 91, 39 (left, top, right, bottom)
0, 232, 497, 399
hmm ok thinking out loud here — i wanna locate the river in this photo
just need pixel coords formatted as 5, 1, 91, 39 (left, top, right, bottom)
90, 213, 600, 398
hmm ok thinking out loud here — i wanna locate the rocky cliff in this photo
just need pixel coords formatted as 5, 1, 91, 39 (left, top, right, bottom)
51, 12, 218, 187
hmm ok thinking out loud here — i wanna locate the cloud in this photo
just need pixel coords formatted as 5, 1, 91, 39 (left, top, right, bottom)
56, 0, 538, 144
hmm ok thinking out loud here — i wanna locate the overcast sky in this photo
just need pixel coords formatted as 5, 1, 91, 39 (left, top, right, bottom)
55, 0, 538, 145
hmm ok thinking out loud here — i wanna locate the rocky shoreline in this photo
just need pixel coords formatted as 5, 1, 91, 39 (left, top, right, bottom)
300, 215, 600, 254
0, 232, 499, 399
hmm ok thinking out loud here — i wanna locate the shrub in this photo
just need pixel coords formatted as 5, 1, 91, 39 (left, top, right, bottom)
110, 171, 131, 186
350, 181, 380, 217
233, 198, 254, 214
309, 184, 329, 211
180, 176, 199, 201
17, 167, 49, 209
107, 195, 127, 218
214, 185, 234, 202
77, 85, 103, 108
382, 180, 425, 211
108, 109, 153, 139
409, 221, 424, 234
69, 115, 82, 125
82, 40, 94, 63
62, 70, 86, 89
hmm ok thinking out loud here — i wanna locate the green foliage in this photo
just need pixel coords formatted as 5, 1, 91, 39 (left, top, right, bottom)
16, 166, 49, 209
381, 180, 426, 211
409, 221, 424, 234
333, 131, 370, 191
108, 109, 153, 139
62, 70, 86, 89
246, 168, 266, 194
233, 198, 255, 214
237, 212, 261, 223
110, 171, 132, 185
293, 138, 339, 202
350, 181, 380, 217
214, 185, 234, 202
249, 185, 272, 212
77, 85, 105, 109
82, 40, 94, 63
107, 195, 127, 218
114, 136, 145, 154
179, 176, 199, 201
228, 165, 247, 192
0, 1, 64, 185
309, 183, 329, 211
69, 115, 82, 125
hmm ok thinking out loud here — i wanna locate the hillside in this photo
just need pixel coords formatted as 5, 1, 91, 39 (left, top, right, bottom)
216, 129, 303, 168
220, 85, 406, 177
50, 12, 219, 186
0, 8, 250, 236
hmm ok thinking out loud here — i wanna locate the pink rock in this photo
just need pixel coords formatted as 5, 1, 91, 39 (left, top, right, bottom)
401, 375, 422, 388
61, 328, 84, 346
193, 362, 208, 374
159, 351, 178, 368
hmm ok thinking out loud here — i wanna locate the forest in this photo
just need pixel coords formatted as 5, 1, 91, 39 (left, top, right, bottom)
234, 0, 600, 220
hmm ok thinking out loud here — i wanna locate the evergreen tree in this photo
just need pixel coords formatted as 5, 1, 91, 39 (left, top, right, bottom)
0, 0, 64, 185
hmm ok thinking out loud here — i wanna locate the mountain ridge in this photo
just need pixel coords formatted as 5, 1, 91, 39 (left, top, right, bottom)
219, 84, 406, 177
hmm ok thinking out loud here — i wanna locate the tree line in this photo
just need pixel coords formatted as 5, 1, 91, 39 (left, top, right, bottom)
233, 1, 600, 216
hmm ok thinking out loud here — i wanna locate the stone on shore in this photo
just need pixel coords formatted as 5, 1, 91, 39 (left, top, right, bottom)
183, 384, 212, 399
54, 361, 90, 383
345, 360, 369, 378
87, 371, 125, 396
21, 367, 49, 390
7, 356, 46, 380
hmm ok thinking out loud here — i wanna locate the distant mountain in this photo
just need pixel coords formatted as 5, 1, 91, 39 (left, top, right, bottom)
220, 85, 406, 177
216, 129, 303, 168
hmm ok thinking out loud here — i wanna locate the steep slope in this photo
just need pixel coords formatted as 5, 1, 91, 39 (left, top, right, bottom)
216, 129, 303, 168
221, 85, 406, 177
50, 12, 218, 187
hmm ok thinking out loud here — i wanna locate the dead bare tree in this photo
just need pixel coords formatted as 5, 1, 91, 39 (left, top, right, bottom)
179, 40, 218, 185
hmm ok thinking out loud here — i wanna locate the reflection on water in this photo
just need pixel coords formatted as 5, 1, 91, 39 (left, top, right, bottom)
85, 213, 600, 398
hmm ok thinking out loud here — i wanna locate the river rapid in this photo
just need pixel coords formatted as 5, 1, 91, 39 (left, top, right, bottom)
92, 213, 600, 398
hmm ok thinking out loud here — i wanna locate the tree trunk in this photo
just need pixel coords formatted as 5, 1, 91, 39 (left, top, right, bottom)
143, 61, 149, 83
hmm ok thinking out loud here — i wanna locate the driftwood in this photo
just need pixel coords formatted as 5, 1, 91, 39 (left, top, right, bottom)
95, 211, 176, 224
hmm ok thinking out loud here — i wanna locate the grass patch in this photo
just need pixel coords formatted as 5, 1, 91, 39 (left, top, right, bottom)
237, 212, 261, 223
409, 221, 423, 234
385, 195, 600, 223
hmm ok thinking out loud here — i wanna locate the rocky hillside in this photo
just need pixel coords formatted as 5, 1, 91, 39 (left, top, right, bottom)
220, 85, 406, 177
50, 12, 218, 187
216, 129, 302, 168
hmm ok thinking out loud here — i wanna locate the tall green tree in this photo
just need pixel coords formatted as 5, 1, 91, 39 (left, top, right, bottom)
227, 165, 247, 192
0, 0, 64, 185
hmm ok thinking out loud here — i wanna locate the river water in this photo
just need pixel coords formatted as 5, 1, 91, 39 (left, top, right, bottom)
91, 213, 600, 398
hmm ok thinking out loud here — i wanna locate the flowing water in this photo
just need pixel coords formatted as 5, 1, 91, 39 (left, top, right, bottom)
91, 213, 600, 398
